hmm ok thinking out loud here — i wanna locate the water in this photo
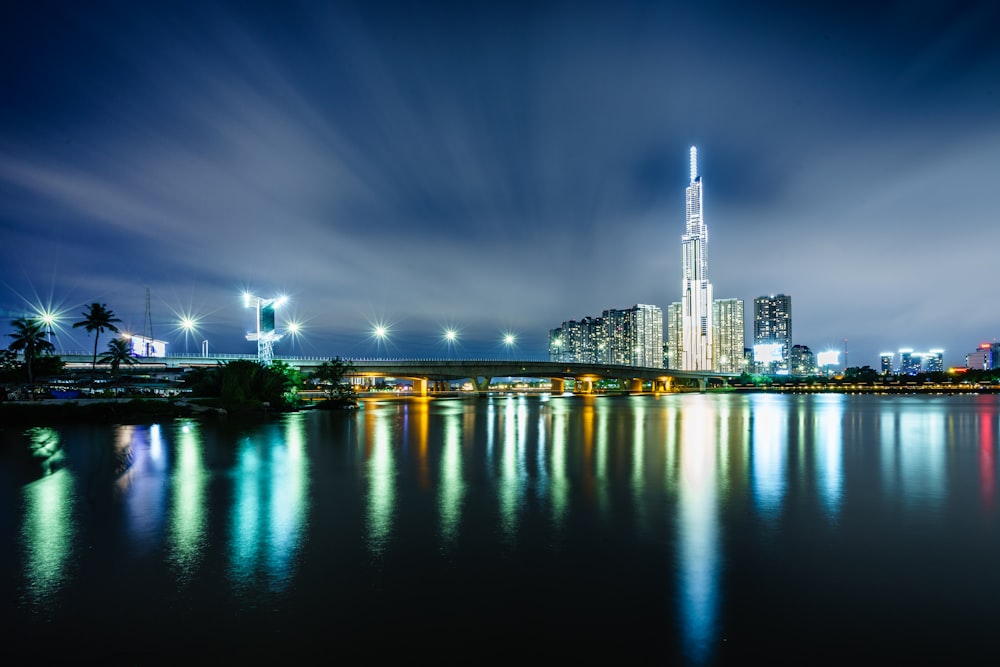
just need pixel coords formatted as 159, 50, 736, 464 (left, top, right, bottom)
2, 393, 998, 664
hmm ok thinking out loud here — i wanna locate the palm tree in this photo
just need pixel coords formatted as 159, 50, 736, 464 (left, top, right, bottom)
8, 317, 55, 386
73, 303, 122, 380
100, 337, 137, 391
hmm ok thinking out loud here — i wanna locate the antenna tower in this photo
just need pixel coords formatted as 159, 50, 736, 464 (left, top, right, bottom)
143, 287, 154, 341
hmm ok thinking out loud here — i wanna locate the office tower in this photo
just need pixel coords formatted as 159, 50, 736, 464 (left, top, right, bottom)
753, 294, 792, 374
666, 302, 682, 369
681, 146, 714, 370
898, 349, 920, 375
790, 344, 816, 376
880, 352, 894, 375
712, 298, 745, 373
922, 349, 943, 373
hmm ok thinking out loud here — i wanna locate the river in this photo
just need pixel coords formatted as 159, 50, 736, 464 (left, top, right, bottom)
2, 393, 998, 664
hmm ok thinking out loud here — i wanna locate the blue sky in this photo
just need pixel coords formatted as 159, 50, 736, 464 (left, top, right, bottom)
2, 0, 998, 365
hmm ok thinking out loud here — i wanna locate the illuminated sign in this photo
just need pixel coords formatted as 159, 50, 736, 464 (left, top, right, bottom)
126, 334, 166, 358
817, 351, 839, 367
260, 301, 276, 336
753, 342, 784, 362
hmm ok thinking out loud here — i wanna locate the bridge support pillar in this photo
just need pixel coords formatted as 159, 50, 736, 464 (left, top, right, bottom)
698, 378, 707, 392
550, 378, 565, 394
471, 376, 492, 395
631, 378, 644, 393
579, 379, 593, 394
414, 378, 428, 397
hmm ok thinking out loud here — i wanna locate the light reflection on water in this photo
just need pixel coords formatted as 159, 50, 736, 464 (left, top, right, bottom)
4, 394, 1000, 663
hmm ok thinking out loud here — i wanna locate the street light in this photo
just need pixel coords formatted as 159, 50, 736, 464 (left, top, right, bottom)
503, 331, 517, 360
444, 328, 457, 359
180, 317, 197, 354
286, 320, 302, 357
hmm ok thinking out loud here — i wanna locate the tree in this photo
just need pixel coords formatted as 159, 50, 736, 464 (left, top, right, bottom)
73, 303, 121, 379
100, 336, 138, 388
310, 356, 356, 401
7, 317, 55, 386
185, 359, 294, 410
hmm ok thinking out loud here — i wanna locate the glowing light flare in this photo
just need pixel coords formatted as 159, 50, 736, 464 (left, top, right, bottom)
817, 351, 840, 367
444, 329, 457, 343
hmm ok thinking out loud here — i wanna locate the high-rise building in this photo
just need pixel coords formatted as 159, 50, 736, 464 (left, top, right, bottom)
898, 349, 920, 375
790, 344, 816, 376
681, 146, 713, 370
880, 352, 894, 375
753, 294, 792, 374
665, 302, 682, 369
712, 298, 745, 373
921, 349, 944, 373
549, 305, 662, 368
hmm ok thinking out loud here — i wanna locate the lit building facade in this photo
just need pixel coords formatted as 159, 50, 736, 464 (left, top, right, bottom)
549, 304, 662, 368
712, 298, 745, 373
665, 302, 683, 370
753, 294, 792, 373
966, 343, 999, 370
880, 353, 894, 375
790, 344, 816, 376
680, 146, 714, 370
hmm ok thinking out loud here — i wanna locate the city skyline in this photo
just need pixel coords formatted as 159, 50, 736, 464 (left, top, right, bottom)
2, 1, 999, 366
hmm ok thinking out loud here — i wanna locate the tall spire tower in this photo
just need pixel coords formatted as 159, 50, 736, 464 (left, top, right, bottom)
681, 146, 714, 370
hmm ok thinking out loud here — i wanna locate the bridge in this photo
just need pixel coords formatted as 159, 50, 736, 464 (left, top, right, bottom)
57, 353, 738, 395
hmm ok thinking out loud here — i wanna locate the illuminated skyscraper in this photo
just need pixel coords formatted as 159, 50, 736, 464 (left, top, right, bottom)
753, 294, 792, 373
681, 146, 713, 370
712, 298, 745, 373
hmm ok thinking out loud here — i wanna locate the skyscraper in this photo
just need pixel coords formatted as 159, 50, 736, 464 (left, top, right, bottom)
681, 146, 713, 370
712, 298, 745, 373
665, 302, 682, 369
753, 294, 792, 374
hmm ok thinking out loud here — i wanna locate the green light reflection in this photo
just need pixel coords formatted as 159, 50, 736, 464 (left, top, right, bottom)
21, 427, 75, 612
438, 411, 465, 548
365, 412, 396, 556
168, 420, 206, 584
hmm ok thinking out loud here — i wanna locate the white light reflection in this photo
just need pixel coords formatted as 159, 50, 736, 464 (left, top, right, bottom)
266, 414, 309, 588
750, 394, 787, 523
365, 412, 396, 556
881, 400, 947, 517
498, 396, 524, 542
676, 397, 721, 666
814, 396, 844, 521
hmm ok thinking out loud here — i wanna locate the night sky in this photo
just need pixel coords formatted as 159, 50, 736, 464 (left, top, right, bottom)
2, 0, 998, 366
